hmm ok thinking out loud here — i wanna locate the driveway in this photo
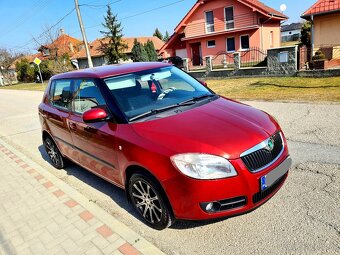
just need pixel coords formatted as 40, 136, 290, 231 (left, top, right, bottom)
0, 89, 339, 255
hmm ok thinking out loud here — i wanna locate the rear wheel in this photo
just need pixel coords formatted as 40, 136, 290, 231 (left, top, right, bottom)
129, 174, 174, 230
44, 137, 66, 169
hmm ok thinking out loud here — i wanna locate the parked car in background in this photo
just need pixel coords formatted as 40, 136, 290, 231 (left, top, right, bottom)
39, 62, 291, 229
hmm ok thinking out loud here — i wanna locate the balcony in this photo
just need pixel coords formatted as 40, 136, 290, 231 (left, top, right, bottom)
183, 13, 260, 40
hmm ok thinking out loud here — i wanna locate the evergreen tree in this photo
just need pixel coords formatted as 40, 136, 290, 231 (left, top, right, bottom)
163, 31, 170, 42
144, 40, 158, 62
153, 28, 163, 41
300, 21, 312, 47
100, 5, 128, 64
131, 39, 149, 62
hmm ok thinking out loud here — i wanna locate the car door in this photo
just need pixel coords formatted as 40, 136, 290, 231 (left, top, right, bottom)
44, 79, 78, 161
68, 79, 121, 185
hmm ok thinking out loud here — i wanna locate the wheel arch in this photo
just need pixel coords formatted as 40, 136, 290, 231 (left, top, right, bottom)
124, 165, 174, 217
42, 130, 65, 158
42, 130, 52, 141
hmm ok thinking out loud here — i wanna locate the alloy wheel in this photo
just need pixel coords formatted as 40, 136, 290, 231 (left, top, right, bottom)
132, 180, 163, 224
129, 174, 173, 230
44, 137, 65, 169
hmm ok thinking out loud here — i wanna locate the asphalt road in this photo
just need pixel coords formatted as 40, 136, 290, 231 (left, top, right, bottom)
0, 89, 339, 255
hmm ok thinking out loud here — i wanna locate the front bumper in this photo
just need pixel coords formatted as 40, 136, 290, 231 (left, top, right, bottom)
163, 148, 292, 220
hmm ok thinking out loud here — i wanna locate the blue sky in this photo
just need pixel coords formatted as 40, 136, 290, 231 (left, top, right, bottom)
0, 0, 316, 54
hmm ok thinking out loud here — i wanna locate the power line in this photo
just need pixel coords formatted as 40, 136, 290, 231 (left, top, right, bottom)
5, 0, 184, 52
7, 7, 76, 52
0, 0, 52, 39
84, 0, 184, 30
120, 0, 184, 20
79, 0, 122, 9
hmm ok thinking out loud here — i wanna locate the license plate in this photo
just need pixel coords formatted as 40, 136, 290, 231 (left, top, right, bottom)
260, 156, 292, 191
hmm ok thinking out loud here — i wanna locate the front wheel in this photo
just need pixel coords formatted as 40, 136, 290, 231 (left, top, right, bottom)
128, 174, 174, 230
44, 137, 67, 169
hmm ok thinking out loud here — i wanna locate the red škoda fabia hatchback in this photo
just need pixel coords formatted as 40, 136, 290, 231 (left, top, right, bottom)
39, 62, 292, 229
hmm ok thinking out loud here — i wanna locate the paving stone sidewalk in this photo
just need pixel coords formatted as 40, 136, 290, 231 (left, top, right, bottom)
0, 139, 165, 255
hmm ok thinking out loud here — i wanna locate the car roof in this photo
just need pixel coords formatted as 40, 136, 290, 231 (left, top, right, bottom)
51, 62, 172, 80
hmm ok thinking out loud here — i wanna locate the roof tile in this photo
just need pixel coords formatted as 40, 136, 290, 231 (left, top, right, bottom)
72, 37, 164, 60
302, 0, 340, 17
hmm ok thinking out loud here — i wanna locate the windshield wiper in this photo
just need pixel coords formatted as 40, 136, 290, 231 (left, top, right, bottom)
179, 94, 217, 105
129, 94, 217, 122
129, 101, 195, 122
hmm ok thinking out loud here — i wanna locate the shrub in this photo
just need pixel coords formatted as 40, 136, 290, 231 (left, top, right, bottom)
312, 50, 325, 61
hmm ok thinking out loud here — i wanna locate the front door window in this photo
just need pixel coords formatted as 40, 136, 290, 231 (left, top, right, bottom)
73, 79, 106, 114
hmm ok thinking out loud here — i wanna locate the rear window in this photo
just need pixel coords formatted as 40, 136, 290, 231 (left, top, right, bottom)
50, 80, 72, 110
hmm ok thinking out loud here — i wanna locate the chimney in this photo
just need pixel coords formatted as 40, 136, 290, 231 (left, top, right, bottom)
60, 28, 65, 35
69, 42, 74, 53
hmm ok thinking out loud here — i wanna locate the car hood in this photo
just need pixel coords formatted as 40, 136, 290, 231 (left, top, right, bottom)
130, 98, 279, 159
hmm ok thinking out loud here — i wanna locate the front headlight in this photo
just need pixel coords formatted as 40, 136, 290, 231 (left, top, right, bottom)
170, 153, 237, 180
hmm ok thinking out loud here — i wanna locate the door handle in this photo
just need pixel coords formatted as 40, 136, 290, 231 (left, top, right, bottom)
69, 122, 77, 131
84, 126, 96, 133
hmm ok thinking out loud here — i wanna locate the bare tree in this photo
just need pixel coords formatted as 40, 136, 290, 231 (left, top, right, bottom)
0, 48, 21, 85
32, 24, 60, 48
31, 25, 74, 74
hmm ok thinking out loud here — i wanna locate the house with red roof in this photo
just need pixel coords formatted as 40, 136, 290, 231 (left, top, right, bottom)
72, 37, 164, 69
159, 0, 287, 67
11, 29, 83, 67
302, 0, 340, 48
37, 29, 83, 59
302, 0, 340, 68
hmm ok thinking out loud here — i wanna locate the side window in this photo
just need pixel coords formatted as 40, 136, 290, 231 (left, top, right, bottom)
73, 79, 106, 114
50, 80, 72, 110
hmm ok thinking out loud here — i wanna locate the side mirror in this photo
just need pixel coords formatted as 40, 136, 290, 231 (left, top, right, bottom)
200, 80, 208, 87
83, 108, 108, 123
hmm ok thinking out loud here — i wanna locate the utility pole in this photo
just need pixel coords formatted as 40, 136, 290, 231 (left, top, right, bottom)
74, 0, 93, 68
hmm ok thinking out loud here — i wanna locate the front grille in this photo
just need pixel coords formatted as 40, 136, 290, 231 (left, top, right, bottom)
241, 132, 283, 172
252, 173, 287, 204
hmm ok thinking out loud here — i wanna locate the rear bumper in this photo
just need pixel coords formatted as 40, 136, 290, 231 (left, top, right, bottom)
163, 150, 291, 220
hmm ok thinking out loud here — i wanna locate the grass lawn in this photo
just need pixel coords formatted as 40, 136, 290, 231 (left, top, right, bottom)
0, 82, 47, 91
1, 77, 340, 102
206, 76, 340, 102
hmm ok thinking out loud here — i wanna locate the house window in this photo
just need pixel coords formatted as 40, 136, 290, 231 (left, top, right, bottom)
225, 7, 234, 30
205, 11, 214, 33
43, 48, 50, 56
227, 37, 235, 52
240, 35, 250, 50
207, 40, 216, 48
270, 31, 274, 48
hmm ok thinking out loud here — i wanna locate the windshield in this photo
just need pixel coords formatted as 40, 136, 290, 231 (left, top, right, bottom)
104, 66, 214, 121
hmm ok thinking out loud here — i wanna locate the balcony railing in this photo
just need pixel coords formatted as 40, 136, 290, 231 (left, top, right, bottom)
184, 13, 259, 39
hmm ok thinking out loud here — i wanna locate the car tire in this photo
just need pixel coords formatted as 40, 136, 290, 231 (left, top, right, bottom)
129, 173, 174, 230
44, 137, 67, 169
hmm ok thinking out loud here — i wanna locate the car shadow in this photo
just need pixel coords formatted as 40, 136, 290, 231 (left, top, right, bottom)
38, 145, 226, 230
